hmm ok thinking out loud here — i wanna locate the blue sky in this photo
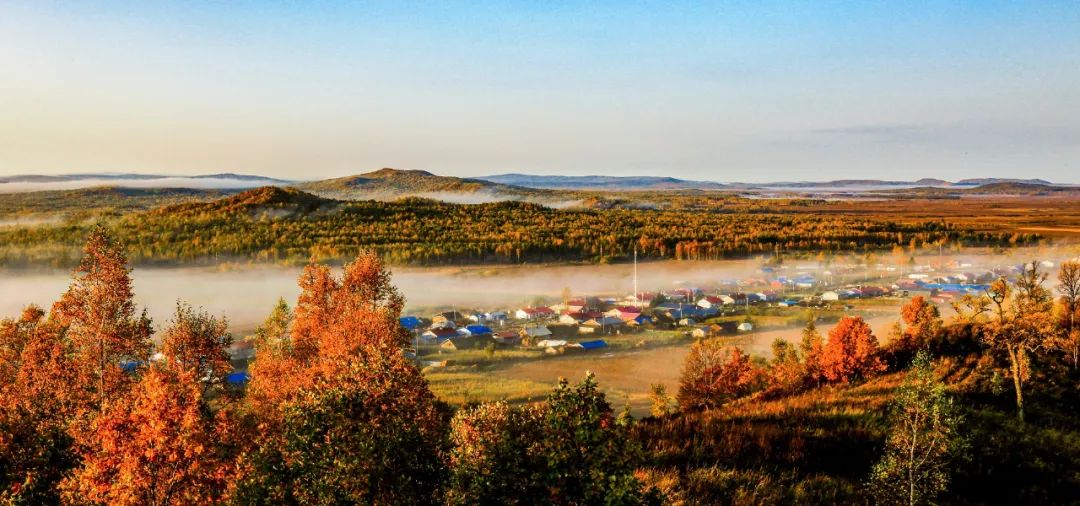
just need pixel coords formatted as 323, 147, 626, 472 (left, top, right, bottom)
2, 1, 1079, 182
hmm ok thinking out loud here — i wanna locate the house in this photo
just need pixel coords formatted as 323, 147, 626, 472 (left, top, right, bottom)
430, 318, 456, 329
559, 312, 587, 325
492, 330, 522, 347
463, 324, 493, 336
626, 314, 653, 327
399, 316, 422, 330
697, 295, 733, 309
516, 307, 555, 320
606, 306, 642, 320
737, 322, 754, 332
582, 317, 625, 332
421, 327, 458, 343
441, 335, 484, 350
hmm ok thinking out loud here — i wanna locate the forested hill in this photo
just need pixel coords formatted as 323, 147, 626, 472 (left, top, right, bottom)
293, 168, 550, 202
0, 185, 1046, 267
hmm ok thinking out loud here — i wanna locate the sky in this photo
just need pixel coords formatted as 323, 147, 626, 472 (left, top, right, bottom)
2, 1, 1079, 183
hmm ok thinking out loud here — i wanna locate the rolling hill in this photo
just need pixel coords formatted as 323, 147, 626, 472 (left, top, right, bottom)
293, 168, 563, 204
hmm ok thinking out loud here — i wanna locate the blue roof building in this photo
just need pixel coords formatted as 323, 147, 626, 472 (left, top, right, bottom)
465, 324, 494, 335
400, 316, 422, 330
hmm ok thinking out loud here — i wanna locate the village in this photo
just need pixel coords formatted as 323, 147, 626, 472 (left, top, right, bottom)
401, 255, 1046, 368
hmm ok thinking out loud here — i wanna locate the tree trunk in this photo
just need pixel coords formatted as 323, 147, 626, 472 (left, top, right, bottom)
1008, 346, 1025, 423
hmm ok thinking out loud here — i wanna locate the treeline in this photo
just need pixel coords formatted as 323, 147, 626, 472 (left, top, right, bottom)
0, 187, 1037, 267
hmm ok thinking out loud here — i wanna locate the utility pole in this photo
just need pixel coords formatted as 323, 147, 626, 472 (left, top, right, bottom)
633, 248, 639, 308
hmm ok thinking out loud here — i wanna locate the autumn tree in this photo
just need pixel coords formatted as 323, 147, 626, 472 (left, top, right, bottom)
649, 383, 675, 417
678, 342, 763, 410
235, 252, 447, 503
821, 316, 886, 383
766, 338, 804, 397
159, 302, 233, 396
800, 317, 825, 385
1057, 260, 1080, 367
61, 366, 234, 505
980, 264, 1056, 422
51, 226, 152, 411
0, 307, 78, 503
446, 402, 547, 505
871, 351, 966, 505
898, 296, 942, 351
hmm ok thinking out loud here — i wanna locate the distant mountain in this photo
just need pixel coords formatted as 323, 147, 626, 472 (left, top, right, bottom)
294, 168, 560, 205
954, 178, 1054, 186
0, 172, 291, 193
479, 173, 728, 190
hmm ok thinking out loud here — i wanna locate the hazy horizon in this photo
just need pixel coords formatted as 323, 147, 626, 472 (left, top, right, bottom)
3, 1, 1079, 183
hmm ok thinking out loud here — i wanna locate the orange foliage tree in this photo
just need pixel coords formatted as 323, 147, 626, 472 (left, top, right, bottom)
50, 226, 152, 412
898, 296, 943, 350
821, 316, 885, 383
61, 366, 234, 505
800, 317, 826, 386
159, 302, 233, 396
0, 306, 78, 503
235, 253, 446, 503
678, 341, 763, 410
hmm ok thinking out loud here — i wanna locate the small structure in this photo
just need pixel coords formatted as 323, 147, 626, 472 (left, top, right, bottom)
492, 330, 522, 347
399, 316, 422, 330
568, 339, 608, 351
421, 327, 457, 343
441, 336, 484, 351
516, 307, 555, 320
463, 324, 494, 336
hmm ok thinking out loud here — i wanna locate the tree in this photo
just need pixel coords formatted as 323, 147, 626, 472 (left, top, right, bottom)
800, 317, 825, 385
159, 302, 232, 396
766, 338, 804, 396
51, 226, 152, 411
678, 342, 763, 410
446, 402, 547, 505
981, 263, 1056, 422
898, 296, 942, 350
649, 383, 675, 417
0, 307, 78, 504
61, 366, 234, 505
871, 351, 966, 505
1057, 261, 1080, 367
235, 252, 447, 504
534, 373, 650, 505
821, 316, 885, 383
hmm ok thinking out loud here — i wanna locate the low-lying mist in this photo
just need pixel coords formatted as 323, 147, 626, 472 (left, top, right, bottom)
1, 245, 1076, 337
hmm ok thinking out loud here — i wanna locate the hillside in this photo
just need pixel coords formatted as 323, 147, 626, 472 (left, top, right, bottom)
152, 186, 338, 217
295, 168, 555, 204
0, 186, 227, 219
